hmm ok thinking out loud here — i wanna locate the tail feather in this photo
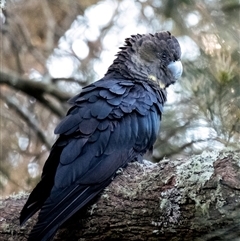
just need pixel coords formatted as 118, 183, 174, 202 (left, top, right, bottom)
20, 181, 51, 225
20, 145, 63, 226
28, 179, 111, 241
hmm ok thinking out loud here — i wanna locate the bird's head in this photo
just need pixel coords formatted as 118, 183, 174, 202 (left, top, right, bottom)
107, 31, 182, 89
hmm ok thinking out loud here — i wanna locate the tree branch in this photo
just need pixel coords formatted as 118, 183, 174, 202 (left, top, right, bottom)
0, 151, 239, 240
0, 71, 72, 117
1, 93, 52, 149
0, 71, 71, 101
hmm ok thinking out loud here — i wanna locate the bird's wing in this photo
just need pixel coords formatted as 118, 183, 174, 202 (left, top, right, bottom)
20, 78, 164, 241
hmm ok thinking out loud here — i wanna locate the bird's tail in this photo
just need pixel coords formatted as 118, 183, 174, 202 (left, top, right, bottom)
27, 179, 111, 241
20, 145, 63, 226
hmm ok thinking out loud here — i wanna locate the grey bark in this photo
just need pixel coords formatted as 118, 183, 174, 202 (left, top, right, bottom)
0, 151, 240, 241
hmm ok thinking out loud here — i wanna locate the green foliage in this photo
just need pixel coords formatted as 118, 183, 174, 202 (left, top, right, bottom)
152, 0, 240, 160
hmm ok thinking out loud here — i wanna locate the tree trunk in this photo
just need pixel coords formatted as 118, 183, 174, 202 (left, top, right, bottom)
1, 151, 240, 241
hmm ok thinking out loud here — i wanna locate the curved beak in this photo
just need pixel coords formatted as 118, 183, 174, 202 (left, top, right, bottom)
167, 60, 183, 80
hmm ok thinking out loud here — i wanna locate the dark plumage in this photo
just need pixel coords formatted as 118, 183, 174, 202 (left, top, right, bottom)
20, 31, 182, 241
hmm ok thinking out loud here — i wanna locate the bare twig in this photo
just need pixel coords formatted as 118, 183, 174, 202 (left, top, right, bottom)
41, 0, 56, 52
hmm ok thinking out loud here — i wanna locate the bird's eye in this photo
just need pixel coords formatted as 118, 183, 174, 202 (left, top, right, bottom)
157, 52, 167, 60
162, 53, 167, 59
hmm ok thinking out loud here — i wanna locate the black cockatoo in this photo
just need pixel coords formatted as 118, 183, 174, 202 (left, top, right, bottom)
20, 31, 182, 241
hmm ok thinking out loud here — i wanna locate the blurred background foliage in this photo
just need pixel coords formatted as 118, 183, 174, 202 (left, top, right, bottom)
0, 0, 239, 197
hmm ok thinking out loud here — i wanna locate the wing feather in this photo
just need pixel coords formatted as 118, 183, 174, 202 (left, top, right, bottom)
20, 77, 164, 241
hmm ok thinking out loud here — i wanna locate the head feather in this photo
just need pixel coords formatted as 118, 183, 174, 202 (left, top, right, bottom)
106, 31, 182, 87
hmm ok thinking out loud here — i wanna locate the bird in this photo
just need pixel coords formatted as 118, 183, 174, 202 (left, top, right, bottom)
20, 31, 183, 241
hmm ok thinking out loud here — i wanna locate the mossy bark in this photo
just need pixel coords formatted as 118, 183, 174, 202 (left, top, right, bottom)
1, 151, 240, 241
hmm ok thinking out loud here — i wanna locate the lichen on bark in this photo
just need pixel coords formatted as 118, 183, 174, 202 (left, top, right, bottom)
0, 151, 240, 240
